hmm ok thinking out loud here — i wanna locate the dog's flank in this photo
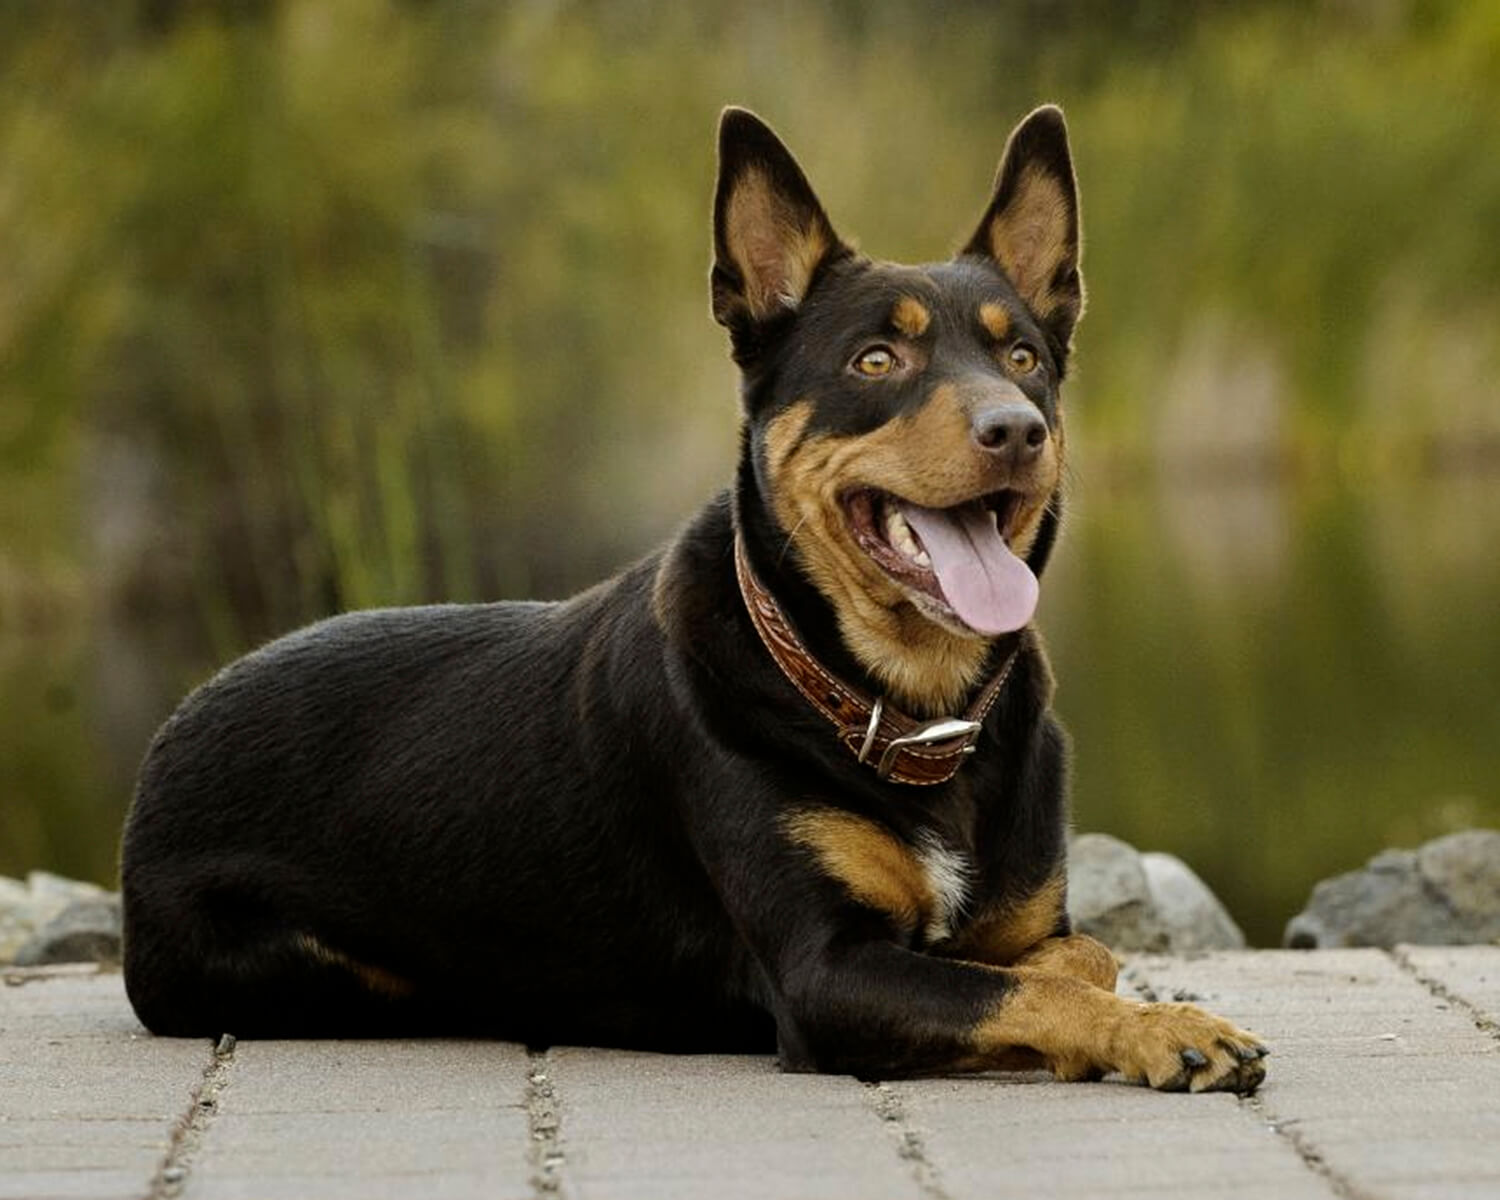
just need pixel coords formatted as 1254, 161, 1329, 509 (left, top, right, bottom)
119, 106, 1266, 1094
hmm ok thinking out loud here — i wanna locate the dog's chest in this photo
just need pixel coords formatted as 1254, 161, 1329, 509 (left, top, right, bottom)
915, 832, 973, 943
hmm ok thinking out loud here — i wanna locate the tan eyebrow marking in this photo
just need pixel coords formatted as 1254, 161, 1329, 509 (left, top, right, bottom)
979, 302, 1011, 341
891, 295, 931, 339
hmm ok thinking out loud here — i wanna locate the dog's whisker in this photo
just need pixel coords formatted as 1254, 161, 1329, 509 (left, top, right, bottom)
777, 516, 809, 569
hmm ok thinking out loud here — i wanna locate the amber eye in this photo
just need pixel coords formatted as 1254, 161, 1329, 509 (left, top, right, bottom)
1008, 343, 1039, 374
853, 346, 898, 377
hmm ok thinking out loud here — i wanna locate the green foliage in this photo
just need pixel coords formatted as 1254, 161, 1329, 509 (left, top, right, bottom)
5, 0, 1498, 641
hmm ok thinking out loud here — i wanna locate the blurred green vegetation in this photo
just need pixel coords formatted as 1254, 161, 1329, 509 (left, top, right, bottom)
2, 0, 1498, 940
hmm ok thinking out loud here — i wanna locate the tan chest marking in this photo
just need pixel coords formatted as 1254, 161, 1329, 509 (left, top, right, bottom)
783, 810, 972, 943
783, 810, 930, 931
914, 831, 973, 942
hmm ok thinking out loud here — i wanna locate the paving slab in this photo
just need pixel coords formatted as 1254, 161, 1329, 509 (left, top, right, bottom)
545, 1047, 913, 1200
3, 952, 1499, 1199
1397, 944, 1500, 1023
184, 1040, 533, 1200
1130, 949, 1500, 1200
892, 1074, 1330, 1199
0, 968, 205, 1200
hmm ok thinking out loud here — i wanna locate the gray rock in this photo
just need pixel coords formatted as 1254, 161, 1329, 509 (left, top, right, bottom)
1, 872, 117, 964
26, 869, 108, 909
1284, 829, 1500, 948
13, 895, 123, 966
1419, 830, 1500, 918
1066, 833, 1242, 953
0, 875, 34, 962
1141, 851, 1247, 953
1068, 833, 1169, 953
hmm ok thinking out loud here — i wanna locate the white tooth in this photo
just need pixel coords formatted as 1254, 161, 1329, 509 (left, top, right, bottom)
913, 549, 932, 568
881, 504, 926, 562
882, 504, 901, 538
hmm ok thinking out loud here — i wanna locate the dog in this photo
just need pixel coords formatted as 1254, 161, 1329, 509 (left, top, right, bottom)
121, 105, 1267, 1094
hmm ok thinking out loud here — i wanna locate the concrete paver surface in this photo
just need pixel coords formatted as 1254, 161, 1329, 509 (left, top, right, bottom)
2, 949, 1497, 1199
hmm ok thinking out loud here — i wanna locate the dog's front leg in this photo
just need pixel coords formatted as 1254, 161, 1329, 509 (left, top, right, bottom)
1006, 930, 1119, 991
774, 937, 1266, 1092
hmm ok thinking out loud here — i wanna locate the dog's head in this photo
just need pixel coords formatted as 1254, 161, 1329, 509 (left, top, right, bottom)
713, 107, 1083, 715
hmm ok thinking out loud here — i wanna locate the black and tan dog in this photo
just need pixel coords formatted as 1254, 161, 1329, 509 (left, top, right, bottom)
121, 106, 1267, 1093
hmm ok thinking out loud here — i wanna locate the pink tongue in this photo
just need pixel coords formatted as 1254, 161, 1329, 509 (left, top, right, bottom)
899, 501, 1039, 634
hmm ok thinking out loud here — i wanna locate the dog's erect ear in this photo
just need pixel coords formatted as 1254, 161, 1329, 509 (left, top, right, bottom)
962, 105, 1084, 355
712, 108, 847, 337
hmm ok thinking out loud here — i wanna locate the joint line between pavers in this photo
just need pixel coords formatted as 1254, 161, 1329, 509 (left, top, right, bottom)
525, 1048, 567, 1198
144, 1031, 236, 1200
1386, 946, 1500, 1043
862, 1081, 951, 1200
1123, 960, 1375, 1200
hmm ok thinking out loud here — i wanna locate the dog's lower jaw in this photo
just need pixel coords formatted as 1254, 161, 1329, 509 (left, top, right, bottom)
825, 492, 1058, 715
836, 586, 994, 718
758, 499, 993, 717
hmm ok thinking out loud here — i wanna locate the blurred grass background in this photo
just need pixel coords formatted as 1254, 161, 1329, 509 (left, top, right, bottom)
3, 0, 1498, 943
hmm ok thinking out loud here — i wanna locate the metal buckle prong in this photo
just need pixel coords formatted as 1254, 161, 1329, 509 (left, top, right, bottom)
876, 716, 983, 779
856, 696, 885, 765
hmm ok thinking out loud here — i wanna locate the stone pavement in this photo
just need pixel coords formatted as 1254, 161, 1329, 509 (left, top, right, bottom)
2, 949, 1498, 1200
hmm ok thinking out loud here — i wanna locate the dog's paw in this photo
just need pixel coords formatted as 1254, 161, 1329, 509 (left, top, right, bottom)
1107, 1001, 1268, 1095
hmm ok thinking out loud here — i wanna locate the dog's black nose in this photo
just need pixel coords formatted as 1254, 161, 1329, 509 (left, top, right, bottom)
972, 403, 1047, 462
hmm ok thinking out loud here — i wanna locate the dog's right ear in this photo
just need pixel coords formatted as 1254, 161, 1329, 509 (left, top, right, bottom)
712, 109, 847, 344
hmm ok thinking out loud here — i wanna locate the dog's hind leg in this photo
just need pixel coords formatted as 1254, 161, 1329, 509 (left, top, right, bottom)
122, 880, 422, 1039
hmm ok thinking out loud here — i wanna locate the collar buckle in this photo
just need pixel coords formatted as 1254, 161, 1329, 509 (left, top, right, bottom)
874, 716, 983, 780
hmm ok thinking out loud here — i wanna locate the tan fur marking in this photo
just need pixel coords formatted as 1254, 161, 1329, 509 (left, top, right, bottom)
947, 873, 1067, 965
890, 295, 931, 339
767, 384, 1062, 715
296, 933, 415, 999
1012, 932, 1120, 992
725, 168, 831, 319
763, 400, 815, 479
783, 810, 933, 931
984, 164, 1075, 319
978, 302, 1011, 341
968, 969, 1129, 1078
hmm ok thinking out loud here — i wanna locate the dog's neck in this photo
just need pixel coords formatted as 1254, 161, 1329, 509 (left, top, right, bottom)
731, 527, 1020, 786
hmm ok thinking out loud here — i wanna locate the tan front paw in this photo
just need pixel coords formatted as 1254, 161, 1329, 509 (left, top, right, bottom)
1110, 1002, 1268, 1094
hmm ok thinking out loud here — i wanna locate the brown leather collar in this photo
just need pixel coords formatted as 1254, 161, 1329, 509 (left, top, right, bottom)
733, 533, 1018, 786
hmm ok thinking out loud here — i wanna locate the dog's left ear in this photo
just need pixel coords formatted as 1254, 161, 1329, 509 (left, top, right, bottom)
961, 105, 1084, 356
712, 108, 848, 348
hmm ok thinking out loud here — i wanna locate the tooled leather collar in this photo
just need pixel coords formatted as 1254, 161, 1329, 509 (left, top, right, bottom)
733, 532, 1018, 786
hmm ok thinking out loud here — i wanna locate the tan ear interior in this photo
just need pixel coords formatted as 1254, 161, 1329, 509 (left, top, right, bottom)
724, 167, 833, 320
982, 163, 1075, 318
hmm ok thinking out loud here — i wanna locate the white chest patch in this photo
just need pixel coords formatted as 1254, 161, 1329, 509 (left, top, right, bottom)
916, 832, 973, 943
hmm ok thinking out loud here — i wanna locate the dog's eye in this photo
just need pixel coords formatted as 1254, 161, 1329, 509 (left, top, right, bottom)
1008, 343, 1039, 374
852, 346, 898, 377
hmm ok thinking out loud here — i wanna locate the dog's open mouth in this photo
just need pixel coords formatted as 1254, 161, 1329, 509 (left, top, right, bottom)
845, 489, 1040, 635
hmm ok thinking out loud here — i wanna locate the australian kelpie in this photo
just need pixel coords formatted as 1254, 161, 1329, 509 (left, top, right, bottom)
121, 105, 1266, 1093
